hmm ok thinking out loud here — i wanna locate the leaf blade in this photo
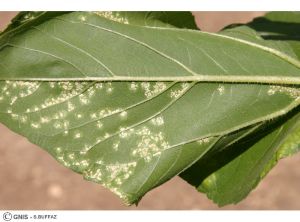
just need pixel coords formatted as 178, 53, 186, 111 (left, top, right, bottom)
1, 12, 300, 84
181, 106, 300, 206
1, 11, 300, 205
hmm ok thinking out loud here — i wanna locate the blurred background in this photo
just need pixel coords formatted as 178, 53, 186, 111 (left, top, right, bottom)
0, 12, 299, 210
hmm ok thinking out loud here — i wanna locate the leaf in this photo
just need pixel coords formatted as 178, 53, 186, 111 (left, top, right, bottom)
105, 12, 199, 29
232, 12, 300, 59
1, 12, 300, 83
180, 18, 300, 206
1, 11, 300, 205
180, 110, 300, 206
248, 12, 300, 41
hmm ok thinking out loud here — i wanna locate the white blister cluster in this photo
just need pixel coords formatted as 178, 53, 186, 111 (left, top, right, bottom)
0, 81, 40, 105
170, 82, 191, 98
217, 85, 225, 95
29, 81, 89, 113
133, 125, 169, 162
83, 159, 137, 202
1, 79, 178, 204
93, 12, 129, 24
55, 149, 90, 171
268, 85, 300, 99
150, 116, 164, 126
197, 137, 212, 145
140, 82, 168, 98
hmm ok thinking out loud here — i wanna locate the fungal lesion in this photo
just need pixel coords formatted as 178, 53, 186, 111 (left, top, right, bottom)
96, 120, 103, 129
170, 82, 191, 98
53, 144, 137, 204
132, 125, 169, 162
54, 148, 91, 171
150, 116, 164, 126
73, 131, 82, 139
45, 82, 90, 108
129, 82, 139, 91
83, 160, 138, 201
119, 111, 128, 119
93, 12, 129, 25
217, 85, 225, 95
98, 108, 123, 118
13, 11, 42, 24
267, 85, 300, 99
140, 82, 168, 98
0, 80, 183, 204
4, 81, 136, 137
0, 81, 40, 106
0, 81, 90, 114
197, 137, 212, 145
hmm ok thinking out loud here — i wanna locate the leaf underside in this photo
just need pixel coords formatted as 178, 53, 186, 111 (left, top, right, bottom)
0, 11, 300, 206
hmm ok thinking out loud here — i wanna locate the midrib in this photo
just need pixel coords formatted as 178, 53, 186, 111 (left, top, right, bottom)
1, 75, 300, 85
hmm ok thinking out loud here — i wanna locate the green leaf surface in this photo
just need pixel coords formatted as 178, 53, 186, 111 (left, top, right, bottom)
1, 11, 300, 206
246, 12, 300, 59
180, 111, 300, 206
180, 16, 300, 205
1, 12, 300, 83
